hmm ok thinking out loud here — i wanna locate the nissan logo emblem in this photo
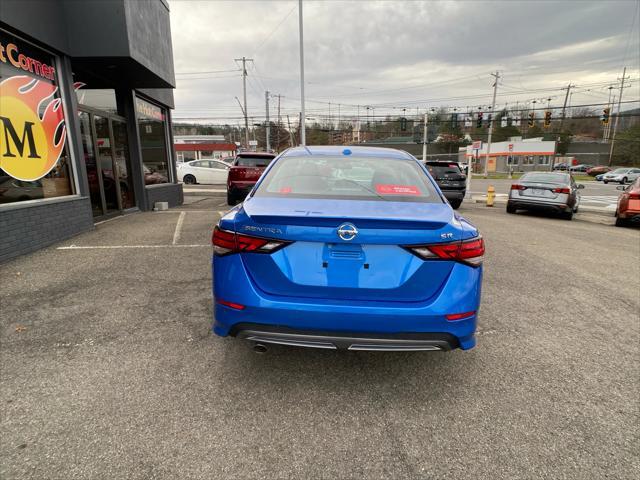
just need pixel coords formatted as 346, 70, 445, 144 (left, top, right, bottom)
337, 223, 358, 241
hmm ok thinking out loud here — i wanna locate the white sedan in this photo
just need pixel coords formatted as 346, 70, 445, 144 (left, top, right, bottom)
177, 160, 229, 184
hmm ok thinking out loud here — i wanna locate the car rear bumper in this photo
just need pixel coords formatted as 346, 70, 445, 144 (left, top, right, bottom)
230, 323, 459, 351
508, 197, 570, 212
212, 255, 481, 350
441, 189, 465, 201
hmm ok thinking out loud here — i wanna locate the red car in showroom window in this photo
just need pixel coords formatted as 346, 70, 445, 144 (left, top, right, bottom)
615, 177, 640, 227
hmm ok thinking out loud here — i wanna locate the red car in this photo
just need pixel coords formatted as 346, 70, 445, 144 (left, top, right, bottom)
227, 152, 277, 205
615, 177, 640, 227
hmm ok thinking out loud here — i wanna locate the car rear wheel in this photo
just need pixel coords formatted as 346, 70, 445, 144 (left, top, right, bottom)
621, 177, 628, 185
227, 192, 238, 206
506, 203, 517, 214
562, 210, 573, 220
603, 180, 608, 184
183, 174, 196, 185
450, 199, 462, 210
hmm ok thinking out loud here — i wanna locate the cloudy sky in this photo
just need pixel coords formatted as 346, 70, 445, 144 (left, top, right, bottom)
168, 0, 640, 124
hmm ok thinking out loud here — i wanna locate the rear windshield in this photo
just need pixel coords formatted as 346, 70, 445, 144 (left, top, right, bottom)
522, 173, 568, 184
254, 155, 440, 203
236, 155, 276, 167
425, 163, 462, 177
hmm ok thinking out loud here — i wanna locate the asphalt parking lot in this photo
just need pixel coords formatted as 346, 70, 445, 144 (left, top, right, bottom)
1, 198, 639, 479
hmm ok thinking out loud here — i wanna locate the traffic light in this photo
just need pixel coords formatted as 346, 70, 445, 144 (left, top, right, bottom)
476, 112, 483, 128
528, 112, 535, 127
601, 108, 610, 125
544, 111, 552, 128
400, 117, 407, 131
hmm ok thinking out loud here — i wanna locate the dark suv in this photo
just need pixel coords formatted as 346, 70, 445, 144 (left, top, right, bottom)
424, 161, 466, 209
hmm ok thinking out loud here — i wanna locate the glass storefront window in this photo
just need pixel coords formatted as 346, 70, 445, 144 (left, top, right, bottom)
136, 96, 170, 184
76, 88, 119, 115
0, 29, 74, 205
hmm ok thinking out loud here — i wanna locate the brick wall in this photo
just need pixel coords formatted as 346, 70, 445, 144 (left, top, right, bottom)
145, 183, 183, 209
0, 196, 93, 263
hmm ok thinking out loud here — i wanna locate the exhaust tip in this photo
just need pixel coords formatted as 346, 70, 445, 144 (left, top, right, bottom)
252, 343, 268, 354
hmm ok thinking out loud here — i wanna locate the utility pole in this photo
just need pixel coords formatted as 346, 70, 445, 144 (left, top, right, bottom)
265, 91, 271, 152
608, 67, 629, 166
554, 83, 572, 169
422, 112, 428, 160
286, 115, 295, 147
483, 71, 500, 177
234, 56, 253, 148
298, 0, 306, 145
604, 86, 613, 142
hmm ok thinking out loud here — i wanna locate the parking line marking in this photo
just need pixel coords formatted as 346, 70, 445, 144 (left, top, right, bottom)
57, 245, 209, 250
172, 211, 186, 245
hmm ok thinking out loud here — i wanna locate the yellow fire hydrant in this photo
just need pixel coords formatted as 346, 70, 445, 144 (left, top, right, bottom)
486, 185, 495, 207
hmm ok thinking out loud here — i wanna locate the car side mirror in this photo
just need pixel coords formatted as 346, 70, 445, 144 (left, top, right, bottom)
577, 184, 585, 189
616, 185, 625, 191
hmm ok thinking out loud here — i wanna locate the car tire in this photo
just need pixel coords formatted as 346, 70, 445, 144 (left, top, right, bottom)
227, 192, 238, 206
621, 177, 628, 185
615, 216, 626, 227
183, 174, 196, 185
506, 203, 517, 214
450, 199, 462, 210
562, 210, 574, 220
603, 180, 608, 184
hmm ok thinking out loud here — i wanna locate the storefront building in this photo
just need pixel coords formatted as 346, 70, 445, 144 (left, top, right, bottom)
0, 0, 181, 262
463, 139, 557, 173
175, 143, 237, 163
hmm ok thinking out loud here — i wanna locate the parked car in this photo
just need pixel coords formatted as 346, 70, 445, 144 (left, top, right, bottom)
602, 168, 640, 184
212, 146, 484, 352
424, 161, 466, 209
569, 164, 592, 172
506, 171, 584, 220
615, 178, 640, 227
227, 152, 277, 205
595, 173, 605, 182
553, 163, 569, 171
586, 165, 611, 176
177, 159, 229, 185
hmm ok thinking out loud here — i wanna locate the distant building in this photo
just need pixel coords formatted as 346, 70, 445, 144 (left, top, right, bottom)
175, 143, 237, 163
174, 135, 227, 144
463, 138, 556, 172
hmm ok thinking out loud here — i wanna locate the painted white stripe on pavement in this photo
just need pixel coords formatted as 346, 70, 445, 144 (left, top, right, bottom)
172, 211, 186, 245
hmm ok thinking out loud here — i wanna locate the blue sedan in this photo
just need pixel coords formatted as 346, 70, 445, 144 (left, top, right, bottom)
212, 146, 484, 352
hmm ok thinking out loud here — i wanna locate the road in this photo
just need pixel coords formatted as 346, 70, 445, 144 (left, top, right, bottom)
1, 200, 638, 479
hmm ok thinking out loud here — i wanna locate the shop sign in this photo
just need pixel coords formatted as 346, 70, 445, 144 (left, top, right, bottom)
136, 97, 165, 121
0, 33, 74, 181
0, 40, 56, 81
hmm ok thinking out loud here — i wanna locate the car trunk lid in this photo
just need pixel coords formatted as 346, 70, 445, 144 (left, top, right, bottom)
233, 197, 465, 302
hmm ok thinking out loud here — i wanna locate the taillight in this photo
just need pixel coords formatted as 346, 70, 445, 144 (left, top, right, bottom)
212, 226, 289, 255
553, 187, 571, 194
446, 311, 476, 321
405, 237, 485, 267
629, 192, 640, 199
510, 184, 525, 190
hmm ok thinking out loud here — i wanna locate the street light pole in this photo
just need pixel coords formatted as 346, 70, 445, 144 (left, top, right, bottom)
483, 71, 500, 177
298, 0, 306, 146
265, 91, 271, 151
422, 112, 428, 160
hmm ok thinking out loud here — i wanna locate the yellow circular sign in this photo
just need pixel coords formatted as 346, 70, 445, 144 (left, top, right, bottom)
0, 95, 52, 181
